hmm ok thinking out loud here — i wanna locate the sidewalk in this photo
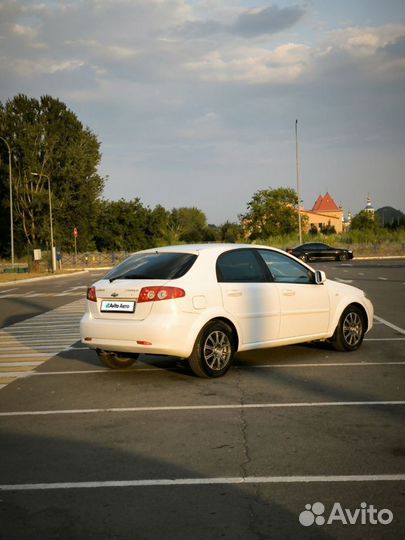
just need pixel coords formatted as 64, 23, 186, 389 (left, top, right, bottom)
0, 267, 112, 287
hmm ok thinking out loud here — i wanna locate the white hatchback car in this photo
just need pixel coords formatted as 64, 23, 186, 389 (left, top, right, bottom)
80, 244, 374, 377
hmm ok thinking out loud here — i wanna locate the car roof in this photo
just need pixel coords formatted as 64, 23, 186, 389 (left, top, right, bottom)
136, 243, 287, 256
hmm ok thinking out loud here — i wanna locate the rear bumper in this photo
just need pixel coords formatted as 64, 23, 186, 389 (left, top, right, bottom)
80, 312, 196, 358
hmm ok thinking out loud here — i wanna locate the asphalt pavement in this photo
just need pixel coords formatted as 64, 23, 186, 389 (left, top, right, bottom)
0, 260, 404, 540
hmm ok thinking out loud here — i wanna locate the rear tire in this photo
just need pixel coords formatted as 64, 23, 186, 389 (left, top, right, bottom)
188, 321, 235, 378
331, 305, 365, 352
96, 349, 139, 369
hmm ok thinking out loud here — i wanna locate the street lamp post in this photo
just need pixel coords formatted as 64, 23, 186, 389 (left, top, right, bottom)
295, 119, 303, 245
31, 172, 56, 272
0, 136, 14, 268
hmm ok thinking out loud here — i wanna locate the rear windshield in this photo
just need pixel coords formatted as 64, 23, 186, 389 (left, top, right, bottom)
104, 252, 197, 282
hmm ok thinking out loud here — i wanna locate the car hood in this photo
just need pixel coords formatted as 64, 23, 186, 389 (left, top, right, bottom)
325, 278, 365, 298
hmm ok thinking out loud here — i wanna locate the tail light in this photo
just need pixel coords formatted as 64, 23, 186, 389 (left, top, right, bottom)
87, 286, 97, 302
138, 286, 185, 303
287, 249, 293, 254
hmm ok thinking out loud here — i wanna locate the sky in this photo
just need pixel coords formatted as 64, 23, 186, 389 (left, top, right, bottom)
0, 0, 404, 224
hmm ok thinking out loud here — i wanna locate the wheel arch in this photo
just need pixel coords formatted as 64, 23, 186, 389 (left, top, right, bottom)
332, 301, 369, 335
206, 316, 240, 351
350, 302, 369, 331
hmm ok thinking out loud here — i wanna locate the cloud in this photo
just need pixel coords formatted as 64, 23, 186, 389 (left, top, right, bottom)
176, 3, 306, 39
0, 1, 404, 221
233, 4, 306, 37
184, 43, 311, 84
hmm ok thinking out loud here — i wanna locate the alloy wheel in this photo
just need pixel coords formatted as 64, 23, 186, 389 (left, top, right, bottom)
203, 330, 232, 371
342, 312, 363, 347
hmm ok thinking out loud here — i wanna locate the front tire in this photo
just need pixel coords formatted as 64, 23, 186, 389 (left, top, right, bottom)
96, 349, 139, 369
331, 305, 365, 352
338, 252, 348, 261
188, 321, 235, 378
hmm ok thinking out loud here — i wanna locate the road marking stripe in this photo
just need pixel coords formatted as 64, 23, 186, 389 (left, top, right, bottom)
334, 278, 353, 283
0, 401, 403, 417
0, 361, 44, 367
378, 277, 388, 281
364, 338, 405, 341
240, 361, 405, 368
0, 329, 80, 335
0, 366, 35, 372
0, 352, 68, 358
1, 474, 404, 492
374, 315, 405, 335
26, 361, 405, 377
0, 325, 80, 331
0, 372, 31, 378
0, 337, 79, 343
0, 377, 16, 384
0, 345, 78, 352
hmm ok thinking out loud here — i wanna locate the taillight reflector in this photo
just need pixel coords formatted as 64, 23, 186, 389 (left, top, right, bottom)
138, 286, 185, 303
87, 286, 97, 302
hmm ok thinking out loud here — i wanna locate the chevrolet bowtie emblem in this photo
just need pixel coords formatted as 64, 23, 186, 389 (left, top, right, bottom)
110, 292, 119, 298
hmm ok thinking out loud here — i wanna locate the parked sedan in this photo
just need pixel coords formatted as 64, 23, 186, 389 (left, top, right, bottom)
80, 244, 372, 378
286, 242, 353, 262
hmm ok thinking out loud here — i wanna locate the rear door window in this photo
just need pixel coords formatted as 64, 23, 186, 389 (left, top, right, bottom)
216, 249, 268, 283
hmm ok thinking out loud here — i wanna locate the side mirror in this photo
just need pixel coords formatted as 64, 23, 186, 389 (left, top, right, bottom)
315, 270, 326, 284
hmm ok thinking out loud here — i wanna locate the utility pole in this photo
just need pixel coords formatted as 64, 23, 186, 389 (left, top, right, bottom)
0, 136, 14, 267
295, 119, 303, 244
31, 172, 56, 272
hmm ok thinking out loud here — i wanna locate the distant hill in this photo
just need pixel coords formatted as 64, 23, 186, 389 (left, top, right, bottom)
376, 206, 405, 227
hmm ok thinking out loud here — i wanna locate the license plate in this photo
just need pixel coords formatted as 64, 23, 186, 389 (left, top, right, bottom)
101, 300, 135, 313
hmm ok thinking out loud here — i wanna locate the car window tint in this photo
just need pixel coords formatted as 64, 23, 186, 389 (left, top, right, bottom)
105, 252, 197, 281
217, 249, 267, 283
258, 250, 313, 284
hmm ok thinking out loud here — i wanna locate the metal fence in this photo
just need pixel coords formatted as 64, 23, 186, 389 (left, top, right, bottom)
0, 251, 130, 273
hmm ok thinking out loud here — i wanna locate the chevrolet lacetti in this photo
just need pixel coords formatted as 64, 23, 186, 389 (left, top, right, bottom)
80, 244, 374, 378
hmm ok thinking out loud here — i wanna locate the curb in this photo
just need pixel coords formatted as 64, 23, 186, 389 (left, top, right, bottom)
354, 256, 405, 260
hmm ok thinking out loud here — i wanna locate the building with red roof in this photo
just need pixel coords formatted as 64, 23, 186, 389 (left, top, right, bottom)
301, 192, 344, 233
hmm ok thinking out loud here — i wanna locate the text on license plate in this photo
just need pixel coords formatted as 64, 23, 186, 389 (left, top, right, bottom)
101, 300, 135, 313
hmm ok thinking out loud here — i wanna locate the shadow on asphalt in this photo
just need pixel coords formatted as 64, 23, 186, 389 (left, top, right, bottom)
0, 428, 343, 540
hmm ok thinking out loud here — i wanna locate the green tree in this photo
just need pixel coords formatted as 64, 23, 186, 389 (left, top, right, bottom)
350, 211, 381, 232
220, 221, 242, 243
168, 207, 207, 242
0, 94, 104, 254
240, 187, 300, 240
93, 199, 151, 252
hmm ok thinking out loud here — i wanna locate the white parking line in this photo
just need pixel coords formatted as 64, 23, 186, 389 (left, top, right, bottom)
374, 315, 405, 335
26, 361, 405, 377
378, 277, 388, 281
365, 338, 405, 341
1, 474, 403, 492
0, 401, 403, 417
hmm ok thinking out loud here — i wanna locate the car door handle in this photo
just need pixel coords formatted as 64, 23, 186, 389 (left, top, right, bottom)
227, 290, 242, 297
282, 289, 295, 296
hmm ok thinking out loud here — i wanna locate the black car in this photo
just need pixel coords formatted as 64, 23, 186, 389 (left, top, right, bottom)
286, 242, 353, 262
